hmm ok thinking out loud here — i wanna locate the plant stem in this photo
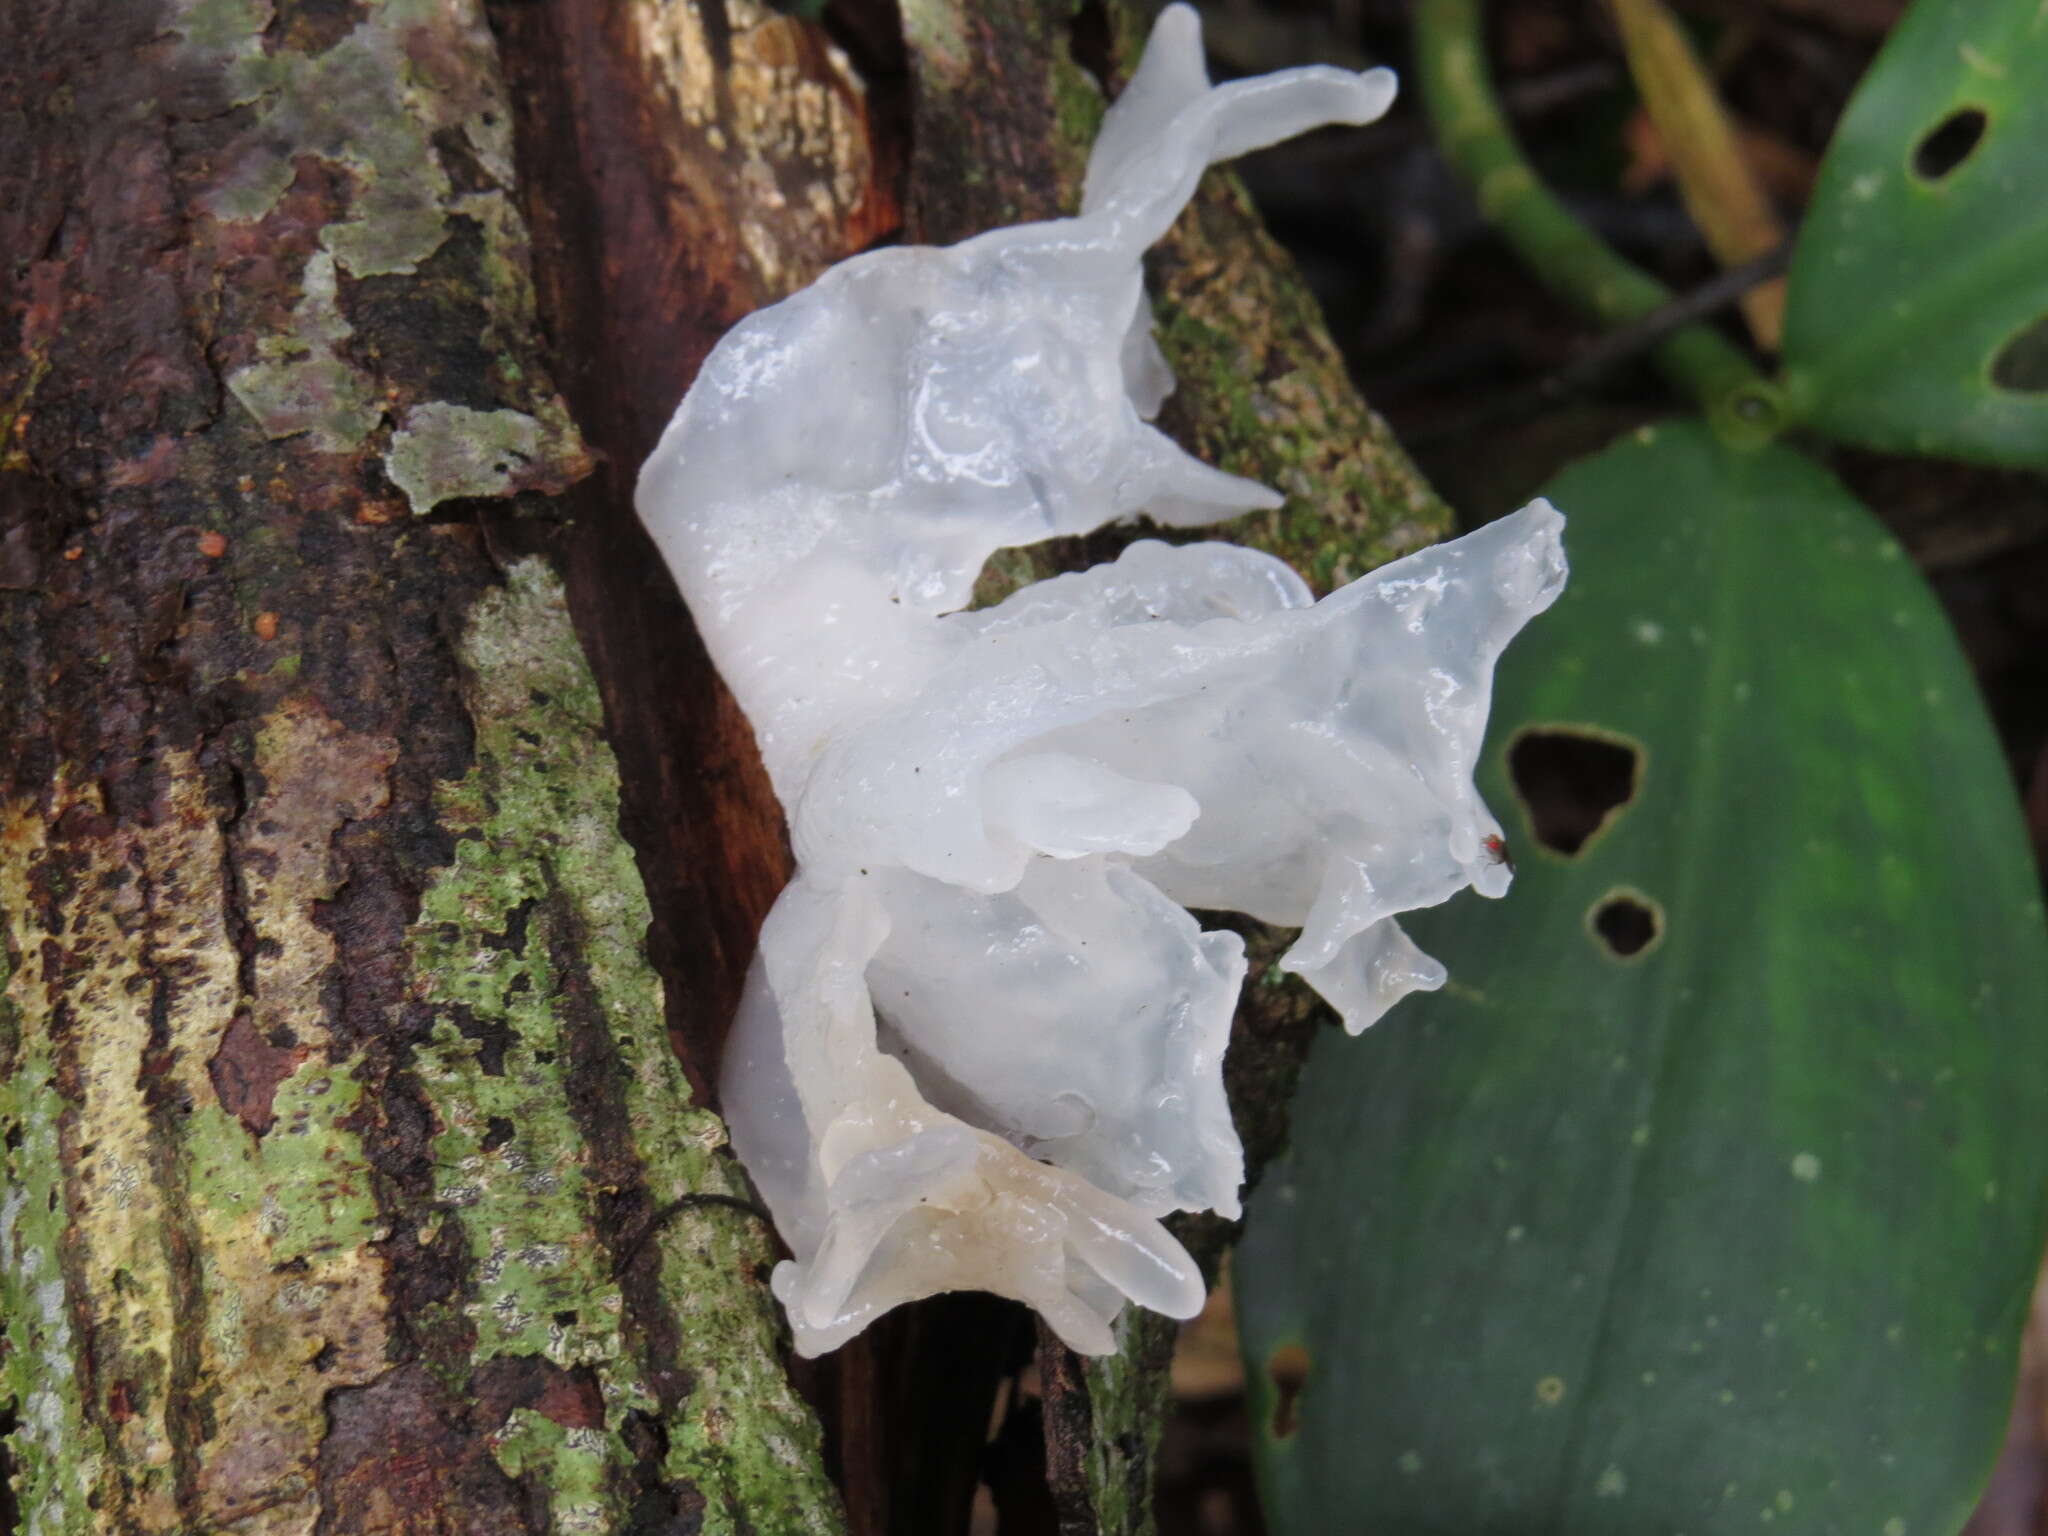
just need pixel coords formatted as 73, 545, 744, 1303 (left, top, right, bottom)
1608, 0, 1787, 347
1414, 0, 1766, 415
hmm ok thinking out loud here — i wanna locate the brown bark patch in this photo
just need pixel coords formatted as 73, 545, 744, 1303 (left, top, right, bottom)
473, 1355, 607, 1432
317, 1364, 539, 1536
206, 1009, 307, 1135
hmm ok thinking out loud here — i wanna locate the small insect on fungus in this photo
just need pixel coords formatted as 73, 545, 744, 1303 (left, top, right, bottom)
1483, 833, 1515, 872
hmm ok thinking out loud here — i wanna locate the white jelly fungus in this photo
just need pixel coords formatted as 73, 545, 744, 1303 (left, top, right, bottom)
637, 3, 1567, 1356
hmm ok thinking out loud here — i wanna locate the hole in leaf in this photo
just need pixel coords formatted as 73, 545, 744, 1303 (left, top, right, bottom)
1508, 727, 1642, 856
1266, 1344, 1310, 1441
1991, 314, 2048, 394
1913, 107, 1987, 180
1590, 891, 1662, 959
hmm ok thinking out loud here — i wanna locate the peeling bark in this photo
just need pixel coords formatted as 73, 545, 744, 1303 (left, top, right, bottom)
0, 0, 836, 1530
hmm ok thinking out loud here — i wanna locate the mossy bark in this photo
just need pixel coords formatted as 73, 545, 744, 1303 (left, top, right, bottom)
0, 0, 839, 1529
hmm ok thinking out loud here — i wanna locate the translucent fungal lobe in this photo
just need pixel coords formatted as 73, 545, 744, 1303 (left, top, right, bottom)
637, 3, 1566, 1356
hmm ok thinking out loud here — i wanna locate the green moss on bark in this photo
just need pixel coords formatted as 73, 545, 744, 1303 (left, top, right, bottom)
0, 841, 106, 1536
412, 558, 841, 1534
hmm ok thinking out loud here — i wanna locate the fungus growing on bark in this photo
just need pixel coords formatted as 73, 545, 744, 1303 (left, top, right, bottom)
637, 3, 1567, 1355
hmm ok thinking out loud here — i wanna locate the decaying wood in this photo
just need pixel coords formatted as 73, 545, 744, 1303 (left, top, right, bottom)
2, 0, 1445, 1530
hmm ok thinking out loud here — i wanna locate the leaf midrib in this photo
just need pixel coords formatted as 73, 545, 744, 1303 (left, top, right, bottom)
1545, 443, 1750, 1531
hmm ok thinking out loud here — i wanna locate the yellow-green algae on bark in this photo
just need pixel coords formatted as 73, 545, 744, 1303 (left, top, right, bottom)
0, 815, 106, 1536
0, 723, 395, 1532
411, 556, 840, 1535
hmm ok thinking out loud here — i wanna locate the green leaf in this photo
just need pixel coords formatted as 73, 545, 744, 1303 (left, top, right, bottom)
1779, 0, 2048, 464
1237, 421, 2048, 1536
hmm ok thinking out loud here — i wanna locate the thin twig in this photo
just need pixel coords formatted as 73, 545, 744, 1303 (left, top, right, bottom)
616, 1191, 773, 1272
1414, 0, 1764, 413
1408, 240, 1791, 446
1554, 240, 1790, 388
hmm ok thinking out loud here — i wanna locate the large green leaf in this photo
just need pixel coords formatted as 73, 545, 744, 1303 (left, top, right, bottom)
1237, 421, 2048, 1535
1779, 0, 2048, 464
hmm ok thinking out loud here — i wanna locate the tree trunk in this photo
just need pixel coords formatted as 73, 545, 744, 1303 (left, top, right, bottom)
0, 0, 840, 1529
1, 0, 1445, 1532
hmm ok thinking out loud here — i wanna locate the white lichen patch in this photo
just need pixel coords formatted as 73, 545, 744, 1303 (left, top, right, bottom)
172, 0, 463, 275
492, 1407, 629, 1536
227, 250, 382, 451
638, 4, 1565, 1357
172, 0, 593, 511
385, 402, 583, 515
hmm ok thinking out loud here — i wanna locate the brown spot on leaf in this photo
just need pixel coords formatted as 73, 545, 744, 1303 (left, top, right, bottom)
1266, 1343, 1310, 1441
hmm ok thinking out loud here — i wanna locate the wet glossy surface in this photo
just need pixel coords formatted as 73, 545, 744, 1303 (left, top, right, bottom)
636, 4, 1564, 1356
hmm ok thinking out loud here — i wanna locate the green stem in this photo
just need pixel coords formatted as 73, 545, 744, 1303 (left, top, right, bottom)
1414, 0, 1768, 419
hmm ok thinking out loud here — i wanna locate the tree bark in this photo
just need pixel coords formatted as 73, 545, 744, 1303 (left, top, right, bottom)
0, 0, 839, 1529
2, 0, 1446, 1531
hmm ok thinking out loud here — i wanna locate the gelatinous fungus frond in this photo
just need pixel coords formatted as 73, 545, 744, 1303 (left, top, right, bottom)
636, 3, 1567, 1356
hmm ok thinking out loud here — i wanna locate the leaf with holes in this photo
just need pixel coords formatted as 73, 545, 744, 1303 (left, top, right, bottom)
1237, 420, 2048, 1536
1779, 0, 2048, 463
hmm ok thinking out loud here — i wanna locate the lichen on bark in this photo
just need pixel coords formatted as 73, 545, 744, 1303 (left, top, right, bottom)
409, 556, 840, 1534
169, 0, 594, 512
0, 814, 107, 1536
0, 728, 397, 1530
1, 0, 844, 1526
